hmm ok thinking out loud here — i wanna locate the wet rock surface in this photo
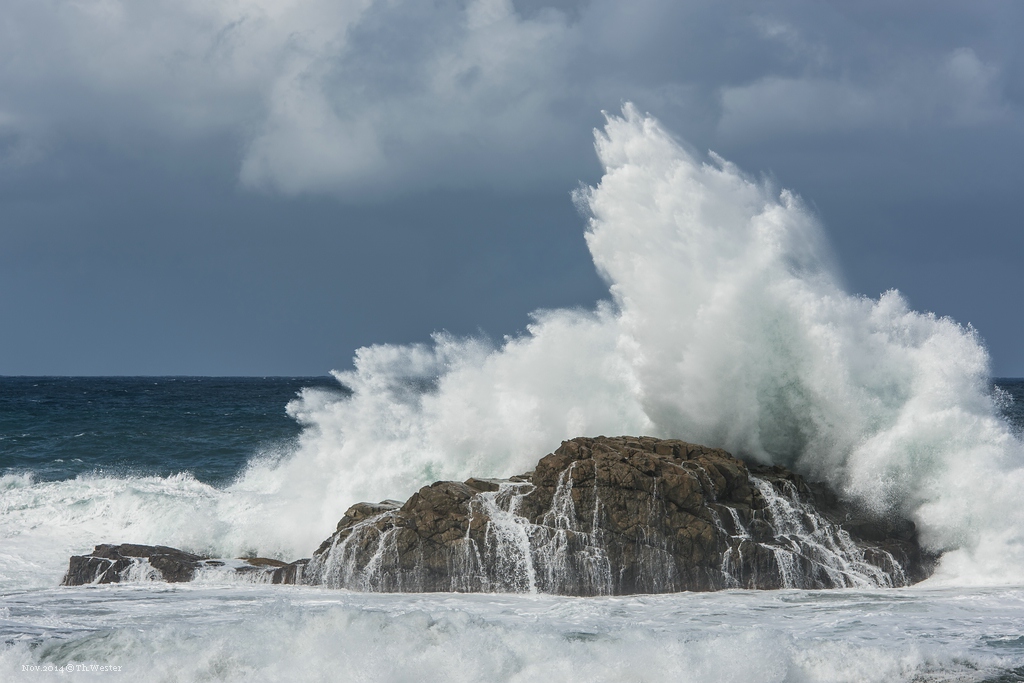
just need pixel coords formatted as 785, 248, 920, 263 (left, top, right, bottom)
304, 436, 935, 594
62, 544, 309, 586
63, 436, 934, 593
63, 544, 204, 585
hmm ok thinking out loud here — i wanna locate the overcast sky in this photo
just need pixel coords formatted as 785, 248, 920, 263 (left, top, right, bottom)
2, 0, 1022, 376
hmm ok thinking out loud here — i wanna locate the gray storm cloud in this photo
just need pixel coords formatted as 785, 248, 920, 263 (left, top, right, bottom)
1, 0, 1020, 195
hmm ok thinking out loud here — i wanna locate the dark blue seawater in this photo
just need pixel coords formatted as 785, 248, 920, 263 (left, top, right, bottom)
1, 376, 1021, 488
0, 377, 344, 485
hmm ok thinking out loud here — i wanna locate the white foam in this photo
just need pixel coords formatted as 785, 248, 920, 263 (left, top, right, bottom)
2, 104, 1021, 587
3, 586, 1024, 682
233, 104, 1023, 583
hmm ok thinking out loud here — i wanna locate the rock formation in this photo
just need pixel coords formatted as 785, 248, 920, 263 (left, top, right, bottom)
63, 436, 934, 593
62, 543, 308, 586
304, 436, 932, 594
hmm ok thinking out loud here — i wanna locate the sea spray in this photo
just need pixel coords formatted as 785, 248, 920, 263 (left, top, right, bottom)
3, 105, 1022, 586
230, 105, 1024, 583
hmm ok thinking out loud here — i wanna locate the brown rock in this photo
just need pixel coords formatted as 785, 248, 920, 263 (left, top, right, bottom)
302, 436, 933, 594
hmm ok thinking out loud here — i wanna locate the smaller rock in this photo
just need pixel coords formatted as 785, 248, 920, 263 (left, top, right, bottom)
63, 544, 204, 585
271, 559, 310, 584
242, 557, 288, 568
61, 544, 308, 586
464, 478, 502, 492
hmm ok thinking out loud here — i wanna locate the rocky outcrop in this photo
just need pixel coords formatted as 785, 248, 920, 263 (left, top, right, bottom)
63, 544, 203, 585
62, 544, 309, 586
62, 436, 934, 594
304, 436, 933, 594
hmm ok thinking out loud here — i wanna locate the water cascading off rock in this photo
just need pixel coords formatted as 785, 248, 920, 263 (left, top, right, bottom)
303, 436, 932, 594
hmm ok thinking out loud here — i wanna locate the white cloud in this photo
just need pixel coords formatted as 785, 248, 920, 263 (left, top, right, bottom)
239, 0, 583, 194
0, 0, 1021, 195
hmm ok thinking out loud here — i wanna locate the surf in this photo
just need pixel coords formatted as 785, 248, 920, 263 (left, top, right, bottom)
3, 105, 1022, 588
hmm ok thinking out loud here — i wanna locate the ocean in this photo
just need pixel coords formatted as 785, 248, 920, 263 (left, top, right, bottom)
5, 107, 1024, 681
2, 377, 1024, 682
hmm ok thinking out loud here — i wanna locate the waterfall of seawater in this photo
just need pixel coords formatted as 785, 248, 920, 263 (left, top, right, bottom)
466, 472, 614, 595
306, 512, 405, 591
307, 466, 908, 594
718, 477, 908, 589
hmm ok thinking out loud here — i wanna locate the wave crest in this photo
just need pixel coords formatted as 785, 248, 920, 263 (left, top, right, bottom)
5, 105, 1020, 586
258, 104, 1022, 582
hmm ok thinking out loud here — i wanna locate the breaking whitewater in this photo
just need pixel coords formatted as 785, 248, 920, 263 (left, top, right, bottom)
5, 106, 1024, 681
